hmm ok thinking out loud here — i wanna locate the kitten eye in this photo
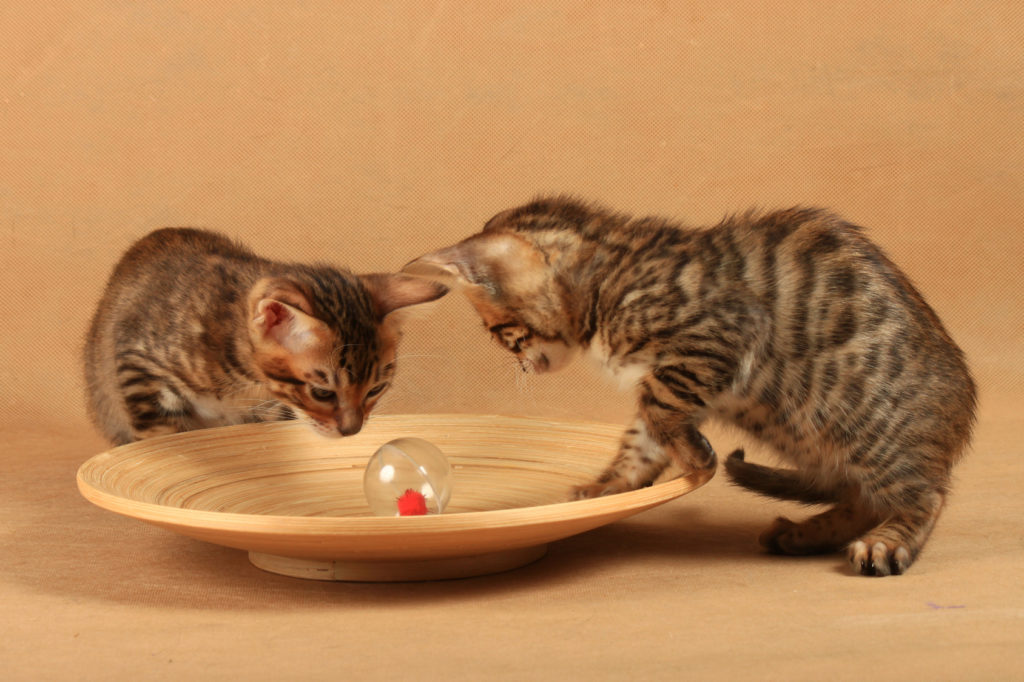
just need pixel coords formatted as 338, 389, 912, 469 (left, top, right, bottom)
364, 383, 387, 399
309, 387, 336, 402
488, 322, 530, 353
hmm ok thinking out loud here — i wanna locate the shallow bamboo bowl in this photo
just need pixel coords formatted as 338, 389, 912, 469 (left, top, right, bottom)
77, 414, 713, 581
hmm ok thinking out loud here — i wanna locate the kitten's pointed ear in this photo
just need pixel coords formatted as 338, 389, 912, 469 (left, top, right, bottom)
248, 277, 314, 315
402, 233, 529, 286
250, 299, 324, 352
248, 278, 324, 352
401, 245, 467, 281
360, 274, 450, 319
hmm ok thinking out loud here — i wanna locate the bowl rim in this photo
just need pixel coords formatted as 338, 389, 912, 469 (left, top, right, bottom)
75, 414, 716, 537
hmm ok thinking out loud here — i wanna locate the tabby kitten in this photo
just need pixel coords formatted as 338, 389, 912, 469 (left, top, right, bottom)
85, 228, 447, 445
405, 197, 976, 576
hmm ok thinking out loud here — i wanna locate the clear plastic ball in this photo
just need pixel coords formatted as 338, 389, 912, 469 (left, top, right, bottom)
363, 438, 452, 516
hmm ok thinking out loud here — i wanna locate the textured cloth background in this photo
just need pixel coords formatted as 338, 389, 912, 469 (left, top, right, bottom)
2, 2, 1022, 680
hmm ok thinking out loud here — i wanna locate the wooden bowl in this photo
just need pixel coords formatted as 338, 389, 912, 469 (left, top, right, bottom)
77, 414, 713, 581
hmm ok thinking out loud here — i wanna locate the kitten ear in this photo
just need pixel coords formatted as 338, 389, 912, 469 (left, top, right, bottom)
360, 274, 449, 319
249, 277, 314, 315
401, 245, 467, 281
250, 299, 324, 353
402, 233, 530, 286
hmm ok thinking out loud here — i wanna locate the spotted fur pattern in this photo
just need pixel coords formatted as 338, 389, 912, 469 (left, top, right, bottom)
405, 197, 976, 576
85, 228, 446, 445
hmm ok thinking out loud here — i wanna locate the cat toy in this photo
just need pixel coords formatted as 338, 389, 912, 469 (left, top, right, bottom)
363, 438, 452, 516
395, 489, 429, 516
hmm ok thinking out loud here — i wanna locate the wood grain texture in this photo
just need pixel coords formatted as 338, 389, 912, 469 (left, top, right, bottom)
77, 414, 713, 580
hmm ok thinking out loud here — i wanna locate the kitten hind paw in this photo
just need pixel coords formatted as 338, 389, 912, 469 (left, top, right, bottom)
758, 516, 845, 556
847, 539, 912, 577
758, 516, 799, 554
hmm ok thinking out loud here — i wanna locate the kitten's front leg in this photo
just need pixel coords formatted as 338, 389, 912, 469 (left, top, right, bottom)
116, 362, 194, 441
573, 397, 716, 500
124, 387, 192, 441
572, 418, 671, 499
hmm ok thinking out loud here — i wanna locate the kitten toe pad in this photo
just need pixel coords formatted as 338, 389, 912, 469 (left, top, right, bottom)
847, 539, 912, 576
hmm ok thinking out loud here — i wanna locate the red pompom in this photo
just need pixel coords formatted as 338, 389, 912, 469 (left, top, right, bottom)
396, 488, 428, 516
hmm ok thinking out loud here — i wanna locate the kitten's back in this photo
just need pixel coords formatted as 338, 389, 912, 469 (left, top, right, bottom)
83, 229, 264, 443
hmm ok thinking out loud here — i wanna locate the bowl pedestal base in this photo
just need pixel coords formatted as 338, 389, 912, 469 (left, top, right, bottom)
248, 545, 548, 582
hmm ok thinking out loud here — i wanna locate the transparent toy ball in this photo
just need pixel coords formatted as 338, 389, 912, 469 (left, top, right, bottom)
363, 438, 452, 516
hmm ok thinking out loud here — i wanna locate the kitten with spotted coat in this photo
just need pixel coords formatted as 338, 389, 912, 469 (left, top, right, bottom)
405, 197, 976, 576
85, 228, 446, 445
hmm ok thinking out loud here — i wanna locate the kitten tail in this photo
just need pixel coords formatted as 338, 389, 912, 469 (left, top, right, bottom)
724, 450, 836, 505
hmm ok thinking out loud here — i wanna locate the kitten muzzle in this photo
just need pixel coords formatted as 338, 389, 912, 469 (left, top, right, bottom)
336, 409, 364, 437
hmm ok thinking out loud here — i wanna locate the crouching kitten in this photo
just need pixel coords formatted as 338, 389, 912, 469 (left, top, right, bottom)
85, 228, 447, 444
405, 197, 975, 576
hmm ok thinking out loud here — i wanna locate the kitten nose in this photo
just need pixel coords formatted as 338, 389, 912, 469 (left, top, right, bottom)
336, 410, 363, 437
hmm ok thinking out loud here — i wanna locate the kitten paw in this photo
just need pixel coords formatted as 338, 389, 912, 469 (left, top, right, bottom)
847, 539, 912, 577
758, 516, 842, 555
571, 481, 635, 500
758, 516, 798, 553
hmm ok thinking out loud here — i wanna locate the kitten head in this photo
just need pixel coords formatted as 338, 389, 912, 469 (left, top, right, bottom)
403, 204, 593, 373
247, 272, 447, 437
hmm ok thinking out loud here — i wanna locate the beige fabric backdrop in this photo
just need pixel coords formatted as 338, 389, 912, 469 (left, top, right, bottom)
3, 1, 1021, 430
2, 2, 1022, 680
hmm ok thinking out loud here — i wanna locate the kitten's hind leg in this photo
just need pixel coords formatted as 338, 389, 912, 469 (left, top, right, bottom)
751, 466, 947, 576
847, 488, 945, 576
727, 451, 882, 555
760, 502, 880, 556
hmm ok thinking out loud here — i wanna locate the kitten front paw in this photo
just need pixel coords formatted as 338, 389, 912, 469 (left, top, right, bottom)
847, 539, 912, 577
571, 480, 634, 500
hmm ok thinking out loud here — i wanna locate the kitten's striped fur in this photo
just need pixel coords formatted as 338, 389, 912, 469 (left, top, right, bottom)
85, 228, 446, 445
406, 197, 976, 576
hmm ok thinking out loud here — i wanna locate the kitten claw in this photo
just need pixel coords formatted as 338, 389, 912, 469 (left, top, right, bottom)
847, 540, 911, 576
